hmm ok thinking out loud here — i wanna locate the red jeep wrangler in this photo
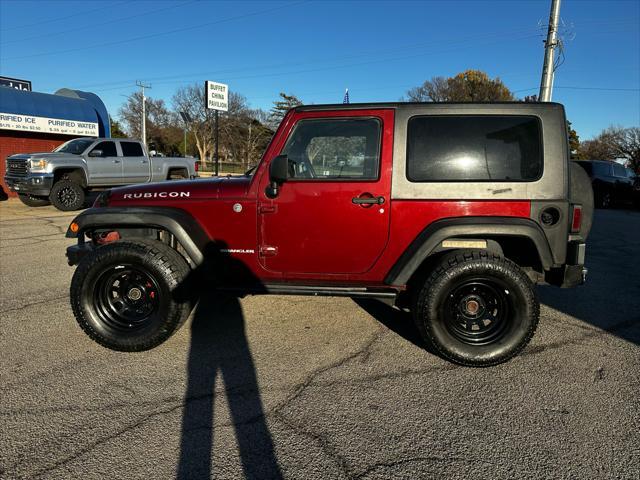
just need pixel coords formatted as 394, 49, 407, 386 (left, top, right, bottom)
66, 102, 593, 366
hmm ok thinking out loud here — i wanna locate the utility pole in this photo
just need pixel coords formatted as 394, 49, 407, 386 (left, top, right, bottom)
539, 0, 562, 102
136, 80, 151, 148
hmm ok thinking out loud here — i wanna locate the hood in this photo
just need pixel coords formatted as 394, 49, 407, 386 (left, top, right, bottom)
107, 175, 252, 206
8, 152, 71, 160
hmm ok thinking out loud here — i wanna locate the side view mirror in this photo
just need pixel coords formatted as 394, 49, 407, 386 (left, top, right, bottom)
266, 154, 288, 198
88, 149, 103, 157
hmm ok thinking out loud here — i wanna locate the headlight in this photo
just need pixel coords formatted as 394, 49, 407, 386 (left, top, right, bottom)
29, 158, 48, 171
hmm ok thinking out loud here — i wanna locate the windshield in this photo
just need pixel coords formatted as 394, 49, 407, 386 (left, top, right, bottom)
53, 139, 95, 155
244, 164, 258, 176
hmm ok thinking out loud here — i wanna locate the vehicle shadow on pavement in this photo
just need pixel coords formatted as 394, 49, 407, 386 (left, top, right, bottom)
353, 298, 443, 358
174, 243, 282, 480
537, 210, 640, 348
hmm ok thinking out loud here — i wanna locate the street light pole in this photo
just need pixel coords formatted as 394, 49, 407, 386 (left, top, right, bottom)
539, 0, 562, 102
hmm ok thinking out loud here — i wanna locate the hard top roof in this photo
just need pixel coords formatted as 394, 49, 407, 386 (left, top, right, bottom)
294, 101, 564, 112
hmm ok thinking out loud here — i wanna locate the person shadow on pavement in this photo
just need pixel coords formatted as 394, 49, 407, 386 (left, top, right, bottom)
174, 242, 282, 479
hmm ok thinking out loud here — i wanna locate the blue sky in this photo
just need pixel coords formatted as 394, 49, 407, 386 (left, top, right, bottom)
0, 0, 638, 139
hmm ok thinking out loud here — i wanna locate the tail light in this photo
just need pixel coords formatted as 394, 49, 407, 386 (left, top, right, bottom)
571, 204, 582, 233
194, 161, 199, 173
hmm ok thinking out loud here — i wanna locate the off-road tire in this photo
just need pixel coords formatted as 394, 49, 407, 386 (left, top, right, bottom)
413, 250, 539, 367
18, 194, 50, 207
50, 180, 85, 211
70, 240, 193, 351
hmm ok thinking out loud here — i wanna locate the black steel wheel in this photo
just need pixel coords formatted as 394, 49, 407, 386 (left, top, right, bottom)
50, 180, 85, 211
413, 250, 539, 367
17, 194, 50, 207
70, 240, 192, 351
443, 278, 510, 346
94, 265, 161, 332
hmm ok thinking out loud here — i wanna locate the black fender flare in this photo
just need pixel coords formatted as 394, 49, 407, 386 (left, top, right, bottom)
66, 207, 209, 265
385, 217, 554, 286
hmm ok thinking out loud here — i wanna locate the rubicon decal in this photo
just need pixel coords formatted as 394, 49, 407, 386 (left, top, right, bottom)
122, 192, 191, 199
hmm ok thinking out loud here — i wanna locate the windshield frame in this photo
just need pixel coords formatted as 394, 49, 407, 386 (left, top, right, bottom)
53, 138, 95, 155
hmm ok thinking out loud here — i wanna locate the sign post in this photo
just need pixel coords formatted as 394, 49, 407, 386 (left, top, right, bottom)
205, 81, 229, 176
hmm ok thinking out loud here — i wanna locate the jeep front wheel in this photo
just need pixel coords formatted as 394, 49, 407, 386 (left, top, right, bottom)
413, 251, 539, 367
50, 180, 85, 211
70, 240, 193, 351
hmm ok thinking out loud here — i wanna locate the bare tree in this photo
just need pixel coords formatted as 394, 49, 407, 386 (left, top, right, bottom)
404, 76, 449, 102
172, 83, 216, 167
608, 126, 640, 173
119, 91, 182, 154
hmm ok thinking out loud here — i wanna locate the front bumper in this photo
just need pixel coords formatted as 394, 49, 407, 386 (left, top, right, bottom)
66, 242, 95, 266
4, 173, 54, 197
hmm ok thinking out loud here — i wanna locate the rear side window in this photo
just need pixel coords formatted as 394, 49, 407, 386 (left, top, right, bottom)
593, 162, 612, 176
120, 141, 144, 157
406, 115, 542, 182
612, 163, 626, 177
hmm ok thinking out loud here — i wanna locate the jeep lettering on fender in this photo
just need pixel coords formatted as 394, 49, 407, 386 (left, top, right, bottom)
64, 102, 593, 367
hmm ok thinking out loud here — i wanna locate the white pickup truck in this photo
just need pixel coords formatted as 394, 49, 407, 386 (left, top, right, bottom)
4, 137, 198, 210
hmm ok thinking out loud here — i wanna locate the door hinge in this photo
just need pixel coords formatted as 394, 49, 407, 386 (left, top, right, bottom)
259, 245, 278, 257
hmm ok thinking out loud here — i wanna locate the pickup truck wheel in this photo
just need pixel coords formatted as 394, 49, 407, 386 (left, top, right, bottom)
17, 194, 50, 207
50, 180, 85, 211
413, 250, 539, 367
70, 240, 192, 352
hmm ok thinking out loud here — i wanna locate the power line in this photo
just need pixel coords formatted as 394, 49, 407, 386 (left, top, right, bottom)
0, 0, 198, 46
81, 24, 544, 90
3, 0, 309, 61
89, 32, 543, 95
1, 0, 129, 31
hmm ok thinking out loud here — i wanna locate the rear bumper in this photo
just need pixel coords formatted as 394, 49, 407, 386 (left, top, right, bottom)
545, 241, 587, 288
4, 173, 54, 197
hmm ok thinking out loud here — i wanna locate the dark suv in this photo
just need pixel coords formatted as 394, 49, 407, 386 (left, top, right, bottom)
574, 160, 636, 208
64, 102, 594, 367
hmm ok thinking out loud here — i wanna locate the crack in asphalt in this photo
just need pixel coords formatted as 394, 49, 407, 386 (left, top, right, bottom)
522, 316, 640, 357
0, 294, 68, 315
352, 454, 497, 479
269, 326, 387, 479
5, 329, 388, 478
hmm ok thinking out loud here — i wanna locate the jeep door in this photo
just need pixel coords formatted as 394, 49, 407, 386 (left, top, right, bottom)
85, 140, 123, 185
120, 141, 150, 183
258, 110, 393, 276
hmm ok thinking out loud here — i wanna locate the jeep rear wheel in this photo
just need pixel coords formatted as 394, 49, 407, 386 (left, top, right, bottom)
413, 251, 539, 367
18, 194, 50, 207
50, 180, 85, 211
70, 240, 193, 351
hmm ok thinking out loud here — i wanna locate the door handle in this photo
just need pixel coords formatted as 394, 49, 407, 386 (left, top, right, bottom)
113, 159, 120, 163
352, 195, 385, 205
141, 160, 148, 163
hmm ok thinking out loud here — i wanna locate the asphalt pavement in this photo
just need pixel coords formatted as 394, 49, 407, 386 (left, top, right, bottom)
0, 199, 638, 480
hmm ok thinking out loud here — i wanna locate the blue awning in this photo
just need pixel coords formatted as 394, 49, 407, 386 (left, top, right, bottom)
0, 87, 110, 137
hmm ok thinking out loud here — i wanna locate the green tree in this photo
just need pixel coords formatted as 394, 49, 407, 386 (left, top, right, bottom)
404, 70, 514, 102
567, 121, 580, 159
109, 117, 127, 138
269, 92, 302, 129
